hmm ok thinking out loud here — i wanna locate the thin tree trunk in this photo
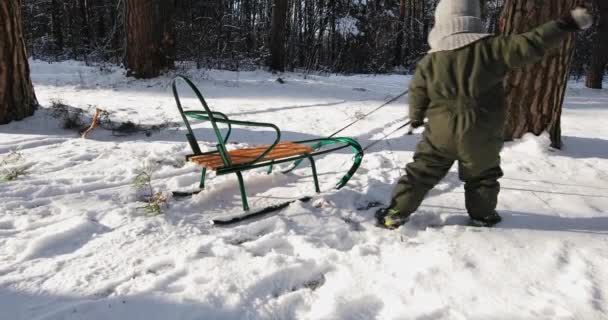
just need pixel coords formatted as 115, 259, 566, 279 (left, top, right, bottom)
68, 0, 78, 59
269, 0, 287, 71
0, 0, 38, 124
51, 0, 64, 52
329, 0, 336, 65
297, 0, 304, 66
78, 0, 91, 60
500, 0, 585, 149
109, 0, 123, 64
394, 0, 406, 66
313, 0, 328, 69
96, 0, 106, 41
125, 0, 175, 79
586, 0, 608, 89
244, 0, 253, 53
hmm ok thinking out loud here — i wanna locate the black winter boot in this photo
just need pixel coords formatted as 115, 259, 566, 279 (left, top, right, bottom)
375, 208, 409, 229
469, 212, 502, 227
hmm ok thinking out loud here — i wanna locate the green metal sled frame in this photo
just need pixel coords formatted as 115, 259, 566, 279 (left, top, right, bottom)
172, 75, 364, 211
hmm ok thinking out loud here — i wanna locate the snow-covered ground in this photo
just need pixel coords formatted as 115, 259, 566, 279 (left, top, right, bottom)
1, 60, 607, 319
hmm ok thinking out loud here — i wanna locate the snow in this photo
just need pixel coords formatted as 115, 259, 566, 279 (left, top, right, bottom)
336, 16, 360, 37
1, 60, 607, 319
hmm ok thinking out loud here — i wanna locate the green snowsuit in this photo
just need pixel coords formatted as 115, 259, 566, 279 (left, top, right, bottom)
390, 21, 571, 219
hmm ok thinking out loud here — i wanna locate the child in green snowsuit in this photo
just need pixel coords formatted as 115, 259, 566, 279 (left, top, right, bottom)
376, 0, 592, 228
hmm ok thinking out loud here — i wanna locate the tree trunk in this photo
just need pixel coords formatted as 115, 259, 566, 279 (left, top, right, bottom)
125, 0, 175, 79
269, 0, 287, 71
51, 0, 64, 52
0, 0, 38, 124
96, 0, 107, 41
79, 0, 91, 53
500, 0, 584, 149
67, 0, 78, 59
586, 0, 608, 89
109, 0, 123, 64
244, 0, 253, 53
394, 0, 406, 66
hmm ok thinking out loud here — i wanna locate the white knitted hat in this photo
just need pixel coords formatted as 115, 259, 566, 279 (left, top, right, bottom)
428, 0, 492, 53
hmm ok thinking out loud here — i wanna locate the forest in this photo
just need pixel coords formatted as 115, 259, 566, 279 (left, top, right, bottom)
19, 0, 606, 80
3, 0, 603, 148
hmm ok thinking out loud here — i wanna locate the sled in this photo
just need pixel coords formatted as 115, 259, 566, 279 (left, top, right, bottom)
172, 75, 364, 211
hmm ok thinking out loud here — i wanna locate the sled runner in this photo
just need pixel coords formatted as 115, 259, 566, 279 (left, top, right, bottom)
172, 75, 364, 211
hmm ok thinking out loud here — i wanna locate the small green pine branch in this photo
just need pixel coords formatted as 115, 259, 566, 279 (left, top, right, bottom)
0, 150, 27, 181
132, 165, 167, 216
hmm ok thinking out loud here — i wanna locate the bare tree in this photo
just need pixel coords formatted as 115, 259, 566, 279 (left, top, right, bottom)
0, 0, 38, 124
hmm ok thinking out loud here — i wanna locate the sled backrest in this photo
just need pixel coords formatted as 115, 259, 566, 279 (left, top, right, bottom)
172, 76, 283, 168
172, 75, 233, 163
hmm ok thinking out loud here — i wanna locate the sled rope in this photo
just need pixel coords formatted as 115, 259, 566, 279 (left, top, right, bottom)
287, 90, 410, 173
328, 89, 409, 139
362, 120, 413, 152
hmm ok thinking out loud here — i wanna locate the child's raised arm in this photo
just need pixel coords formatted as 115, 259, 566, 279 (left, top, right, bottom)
493, 7, 592, 70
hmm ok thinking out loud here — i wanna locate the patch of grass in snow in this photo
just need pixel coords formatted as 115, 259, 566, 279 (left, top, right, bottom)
0, 150, 27, 181
50, 99, 178, 137
111, 120, 175, 137
50, 99, 88, 132
301, 274, 326, 291
132, 164, 167, 216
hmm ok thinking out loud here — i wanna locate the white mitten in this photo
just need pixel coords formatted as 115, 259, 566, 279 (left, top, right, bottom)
571, 7, 593, 30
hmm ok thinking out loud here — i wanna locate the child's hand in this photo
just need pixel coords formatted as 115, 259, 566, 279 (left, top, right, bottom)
571, 7, 593, 30
410, 120, 424, 129
560, 7, 593, 31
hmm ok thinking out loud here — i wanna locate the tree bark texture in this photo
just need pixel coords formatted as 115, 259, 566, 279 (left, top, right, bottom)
586, 0, 608, 89
0, 0, 38, 124
125, 0, 175, 79
269, 0, 287, 71
500, 0, 585, 149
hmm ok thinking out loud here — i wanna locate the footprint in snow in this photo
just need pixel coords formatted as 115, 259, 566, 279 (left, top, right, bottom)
137, 258, 189, 293
145, 258, 176, 275
244, 261, 330, 300
19, 217, 111, 261
222, 217, 286, 246
331, 295, 384, 320
243, 236, 295, 257
552, 245, 605, 314
187, 242, 215, 259
399, 212, 445, 237
0, 220, 15, 230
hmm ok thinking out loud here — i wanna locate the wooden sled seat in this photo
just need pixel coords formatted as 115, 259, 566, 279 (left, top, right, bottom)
189, 142, 314, 170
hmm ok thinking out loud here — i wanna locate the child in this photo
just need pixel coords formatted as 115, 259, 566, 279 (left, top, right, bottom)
376, 0, 592, 229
